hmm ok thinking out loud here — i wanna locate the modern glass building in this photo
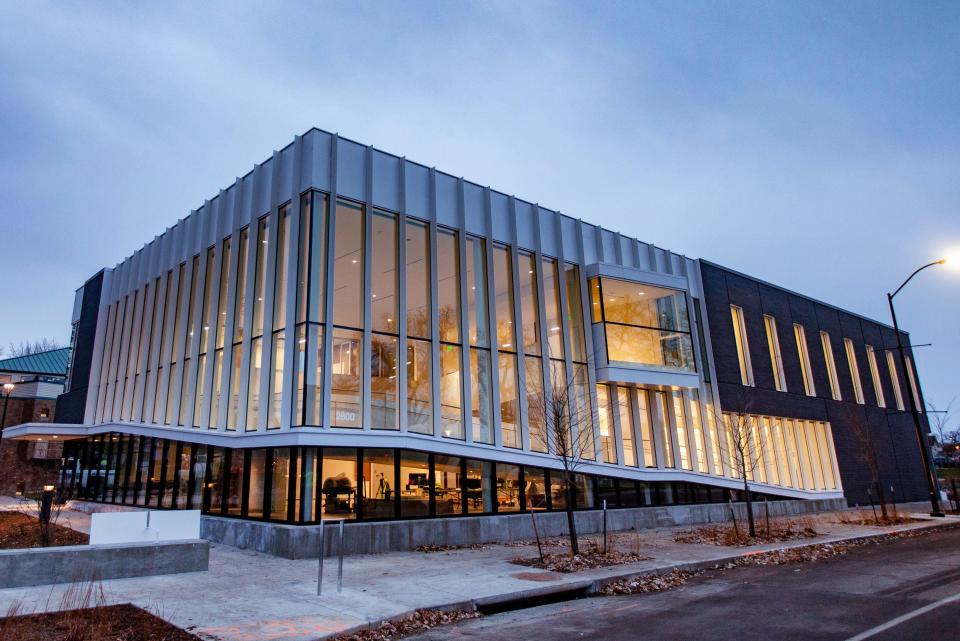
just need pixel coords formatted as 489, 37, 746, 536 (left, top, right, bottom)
10, 128, 931, 525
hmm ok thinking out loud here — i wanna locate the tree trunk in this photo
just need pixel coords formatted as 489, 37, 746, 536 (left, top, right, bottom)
743, 476, 756, 538
874, 481, 888, 521
566, 473, 579, 555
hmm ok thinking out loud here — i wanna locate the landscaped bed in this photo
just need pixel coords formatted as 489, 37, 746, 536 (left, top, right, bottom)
511, 532, 652, 572
672, 519, 821, 547
0, 511, 88, 549
0, 603, 200, 641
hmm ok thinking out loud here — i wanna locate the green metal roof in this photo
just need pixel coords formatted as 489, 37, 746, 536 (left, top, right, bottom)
0, 347, 70, 376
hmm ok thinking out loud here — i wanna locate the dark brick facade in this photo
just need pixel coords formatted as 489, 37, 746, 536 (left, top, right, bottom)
698, 261, 930, 505
0, 397, 60, 494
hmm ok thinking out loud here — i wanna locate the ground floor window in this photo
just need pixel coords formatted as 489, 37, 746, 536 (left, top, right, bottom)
61, 433, 790, 524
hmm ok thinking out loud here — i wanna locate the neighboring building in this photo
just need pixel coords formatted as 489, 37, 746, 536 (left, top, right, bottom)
0, 347, 70, 493
5, 129, 932, 523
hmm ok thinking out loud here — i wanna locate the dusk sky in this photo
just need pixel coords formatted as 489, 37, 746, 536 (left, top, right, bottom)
1, 2, 957, 414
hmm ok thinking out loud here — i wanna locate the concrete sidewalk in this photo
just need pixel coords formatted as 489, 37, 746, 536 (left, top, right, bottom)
0, 504, 954, 641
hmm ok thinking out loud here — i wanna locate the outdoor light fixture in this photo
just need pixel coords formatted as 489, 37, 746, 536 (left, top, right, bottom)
43, 485, 55, 492
887, 255, 955, 517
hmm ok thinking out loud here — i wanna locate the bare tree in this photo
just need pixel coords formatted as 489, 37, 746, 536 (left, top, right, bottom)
845, 405, 889, 521
527, 361, 597, 555
709, 393, 766, 537
5, 338, 64, 358
927, 399, 957, 455
16, 489, 67, 547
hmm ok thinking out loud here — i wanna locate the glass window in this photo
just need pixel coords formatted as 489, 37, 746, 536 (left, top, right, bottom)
362, 449, 395, 519
371, 211, 398, 334
672, 391, 692, 470
437, 229, 460, 343
321, 448, 357, 520
617, 387, 637, 467
551, 472, 568, 510
564, 264, 586, 363
518, 251, 540, 356
192, 352, 207, 427
292, 324, 323, 426
175, 444, 193, 509
272, 207, 290, 332
794, 324, 816, 397
730, 305, 753, 386
330, 329, 363, 428
771, 418, 792, 488
572, 365, 595, 461
542, 258, 564, 359
252, 218, 269, 338
332, 200, 364, 328
886, 350, 905, 410
574, 474, 595, 509
226, 448, 244, 515
245, 338, 262, 431
655, 391, 674, 468
844, 338, 865, 404
268, 331, 285, 428
205, 447, 225, 514
466, 459, 494, 513
820, 331, 842, 401
499, 352, 520, 448
435, 455, 462, 515
597, 385, 617, 464
226, 344, 242, 431
208, 349, 224, 428
764, 315, 786, 392
525, 356, 546, 452
407, 338, 433, 434
440, 344, 463, 439
637, 389, 656, 467
866, 345, 886, 408
399, 451, 430, 517
371, 334, 399, 430
299, 192, 328, 324
524, 467, 547, 510
271, 448, 291, 520
688, 391, 708, 473
598, 476, 618, 508
247, 448, 266, 518
233, 228, 249, 343
761, 417, 781, 485
496, 463, 521, 513
470, 348, 494, 444
199, 247, 216, 352
493, 245, 516, 350
905, 355, 922, 411
465, 236, 489, 347
405, 220, 431, 339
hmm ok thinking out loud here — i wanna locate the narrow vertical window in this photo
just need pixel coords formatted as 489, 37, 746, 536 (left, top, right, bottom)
330, 329, 363, 428
905, 355, 922, 412
406, 338, 432, 434
672, 390, 692, 470
730, 305, 753, 386
370, 334, 398, 430
688, 391, 708, 473
470, 347, 493, 444
764, 315, 787, 392
465, 236, 489, 347
865, 345, 886, 408
820, 331, 842, 401
655, 391, 674, 468
371, 211, 398, 334
844, 338, 864, 404
332, 200, 364, 329
436, 229, 460, 343
886, 350, 905, 411
564, 264, 586, 363
246, 217, 269, 431
794, 324, 816, 397
542, 258, 564, 359
405, 220, 430, 339
597, 385, 617, 464
636, 389, 656, 468
498, 352, 520, 448
616, 387, 637, 467
525, 356, 546, 452
493, 245, 518, 448
518, 251, 540, 356
439, 344, 463, 439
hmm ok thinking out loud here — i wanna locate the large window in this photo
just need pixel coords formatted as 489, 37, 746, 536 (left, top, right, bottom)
820, 331, 842, 401
590, 277, 695, 372
332, 200, 364, 329
764, 315, 786, 392
844, 338, 864, 404
794, 324, 816, 397
330, 329, 362, 428
865, 345, 886, 408
405, 220, 431, 339
730, 305, 753, 386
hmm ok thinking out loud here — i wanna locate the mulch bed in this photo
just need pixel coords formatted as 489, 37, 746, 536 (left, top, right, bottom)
673, 522, 820, 547
328, 608, 482, 641
0, 603, 200, 641
0, 511, 89, 549
513, 549, 652, 573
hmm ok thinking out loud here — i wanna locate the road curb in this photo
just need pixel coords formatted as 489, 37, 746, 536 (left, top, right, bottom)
321, 516, 960, 640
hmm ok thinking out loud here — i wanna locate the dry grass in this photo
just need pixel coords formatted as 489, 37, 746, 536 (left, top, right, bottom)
0, 581, 199, 641
0, 511, 88, 549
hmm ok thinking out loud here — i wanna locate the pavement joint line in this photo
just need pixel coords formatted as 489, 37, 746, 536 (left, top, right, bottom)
841, 590, 960, 641
312, 517, 960, 641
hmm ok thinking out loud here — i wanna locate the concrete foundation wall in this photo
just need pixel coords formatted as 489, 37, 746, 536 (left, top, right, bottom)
0, 539, 209, 588
201, 498, 846, 559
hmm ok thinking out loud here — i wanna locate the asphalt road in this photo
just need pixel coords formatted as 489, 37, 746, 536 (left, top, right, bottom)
408, 526, 960, 641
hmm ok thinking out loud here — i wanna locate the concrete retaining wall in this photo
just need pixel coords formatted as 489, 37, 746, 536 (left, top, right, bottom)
0, 540, 209, 588
201, 498, 846, 559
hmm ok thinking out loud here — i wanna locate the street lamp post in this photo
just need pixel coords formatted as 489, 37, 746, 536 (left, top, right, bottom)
0, 382, 14, 444
887, 259, 949, 517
